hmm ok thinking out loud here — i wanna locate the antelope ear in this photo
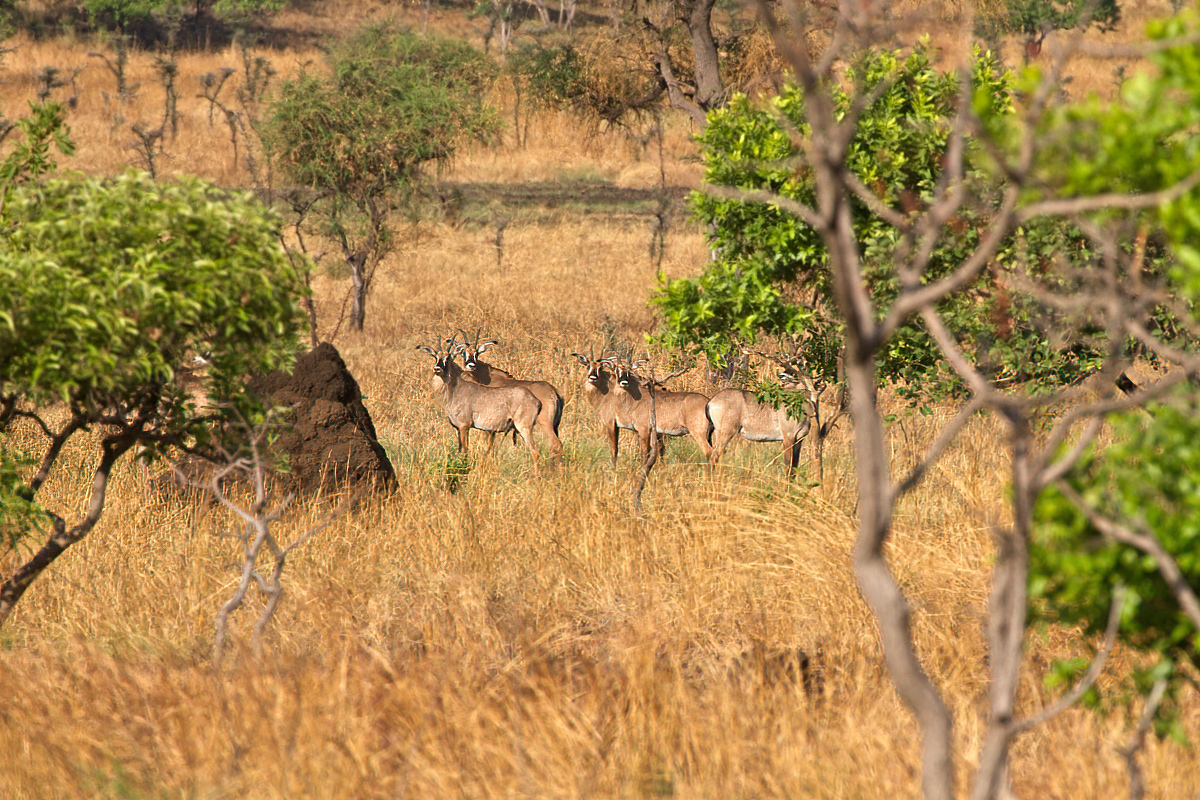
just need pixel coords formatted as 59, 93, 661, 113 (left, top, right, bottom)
476, 340, 496, 356
417, 345, 438, 358
571, 352, 589, 365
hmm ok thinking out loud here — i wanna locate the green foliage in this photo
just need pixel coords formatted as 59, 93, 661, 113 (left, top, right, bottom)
1042, 656, 1102, 709
0, 103, 75, 189
79, 0, 283, 34
0, 170, 304, 415
437, 449, 472, 493
506, 34, 667, 128
266, 26, 499, 203
0, 445, 45, 554
507, 42, 588, 113
1032, 402, 1200, 663
753, 378, 810, 425
0, 169, 304, 567
655, 44, 1036, 398
975, 0, 1121, 40
1031, 398, 1200, 739
1062, 10, 1200, 306
654, 34, 1198, 400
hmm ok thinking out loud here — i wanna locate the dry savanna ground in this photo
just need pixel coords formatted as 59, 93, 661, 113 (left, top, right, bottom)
2, 2, 1199, 798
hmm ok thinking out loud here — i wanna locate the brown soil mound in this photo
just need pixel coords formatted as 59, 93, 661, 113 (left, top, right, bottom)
248, 343, 396, 491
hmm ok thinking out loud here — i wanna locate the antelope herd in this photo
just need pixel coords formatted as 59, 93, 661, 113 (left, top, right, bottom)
416, 333, 825, 478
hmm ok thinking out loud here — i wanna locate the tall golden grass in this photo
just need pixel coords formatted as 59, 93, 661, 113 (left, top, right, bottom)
2, 3, 1199, 798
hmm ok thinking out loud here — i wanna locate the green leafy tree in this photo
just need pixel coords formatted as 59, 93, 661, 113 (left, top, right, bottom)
0, 170, 305, 628
654, 43, 1169, 402
976, 0, 1121, 50
79, 0, 283, 38
650, 3, 1200, 798
1, 103, 75, 195
506, 36, 668, 133
265, 25, 498, 333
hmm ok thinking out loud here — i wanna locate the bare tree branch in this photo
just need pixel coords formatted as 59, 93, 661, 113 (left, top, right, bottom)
892, 396, 984, 500
1018, 169, 1200, 221
0, 435, 136, 628
880, 186, 1020, 344
1009, 585, 1125, 735
1118, 677, 1169, 800
698, 183, 825, 230
844, 170, 909, 229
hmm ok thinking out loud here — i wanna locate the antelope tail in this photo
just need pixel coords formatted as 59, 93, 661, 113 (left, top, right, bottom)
552, 395, 565, 435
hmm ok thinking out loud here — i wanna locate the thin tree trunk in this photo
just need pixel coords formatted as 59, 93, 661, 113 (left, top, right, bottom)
685, 0, 722, 110
0, 440, 130, 628
302, 271, 319, 347
822, 163, 955, 799
557, 0, 576, 29
971, 419, 1033, 800
847, 347, 954, 800
350, 257, 367, 332
528, 0, 550, 27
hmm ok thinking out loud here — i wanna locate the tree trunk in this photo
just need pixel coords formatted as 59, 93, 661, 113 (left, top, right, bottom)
684, 0, 722, 111
0, 440, 130, 629
557, 0, 576, 29
970, 420, 1033, 800
528, 0, 550, 27
350, 256, 367, 333
820, 162, 955, 800
643, 0, 724, 130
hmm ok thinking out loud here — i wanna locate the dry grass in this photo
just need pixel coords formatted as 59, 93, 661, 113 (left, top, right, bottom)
3, 4, 1200, 799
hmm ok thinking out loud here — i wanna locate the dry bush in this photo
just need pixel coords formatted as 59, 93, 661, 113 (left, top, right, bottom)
1, 8, 1199, 799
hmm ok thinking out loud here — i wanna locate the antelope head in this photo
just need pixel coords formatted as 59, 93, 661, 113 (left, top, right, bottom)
571, 345, 618, 387
617, 354, 689, 391
456, 328, 498, 374
417, 337, 456, 379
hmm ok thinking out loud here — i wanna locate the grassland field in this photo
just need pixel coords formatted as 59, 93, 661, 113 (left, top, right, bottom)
1, 1, 1198, 798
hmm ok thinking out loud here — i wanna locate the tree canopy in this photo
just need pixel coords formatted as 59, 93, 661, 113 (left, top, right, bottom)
266, 25, 498, 202
0, 168, 305, 626
654, 41, 1193, 401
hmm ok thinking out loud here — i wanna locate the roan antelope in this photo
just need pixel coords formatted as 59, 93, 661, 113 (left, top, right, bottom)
572, 346, 673, 467
417, 338, 542, 476
706, 362, 813, 476
453, 332, 564, 464
614, 357, 713, 461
